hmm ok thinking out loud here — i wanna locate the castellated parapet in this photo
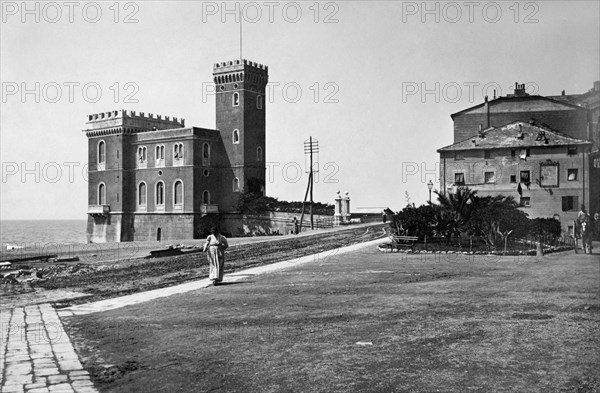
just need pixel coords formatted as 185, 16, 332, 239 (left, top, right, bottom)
213, 59, 268, 87
83, 109, 185, 135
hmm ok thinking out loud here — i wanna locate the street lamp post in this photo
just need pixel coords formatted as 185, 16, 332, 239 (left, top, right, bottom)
427, 180, 434, 203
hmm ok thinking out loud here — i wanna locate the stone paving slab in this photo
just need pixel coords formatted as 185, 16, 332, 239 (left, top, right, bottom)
1, 304, 98, 393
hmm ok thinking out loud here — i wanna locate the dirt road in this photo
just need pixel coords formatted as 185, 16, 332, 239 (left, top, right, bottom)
2, 224, 387, 308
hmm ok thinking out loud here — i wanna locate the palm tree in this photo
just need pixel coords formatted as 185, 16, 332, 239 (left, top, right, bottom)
433, 187, 477, 240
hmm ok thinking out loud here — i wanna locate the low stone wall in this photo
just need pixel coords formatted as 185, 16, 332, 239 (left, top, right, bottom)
221, 212, 333, 237
351, 213, 384, 224
87, 211, 334, 242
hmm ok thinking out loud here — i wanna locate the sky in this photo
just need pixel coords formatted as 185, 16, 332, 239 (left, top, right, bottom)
1, 0, 599, 219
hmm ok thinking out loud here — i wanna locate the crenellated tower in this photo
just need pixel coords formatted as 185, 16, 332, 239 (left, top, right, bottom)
213, 59, 268, 209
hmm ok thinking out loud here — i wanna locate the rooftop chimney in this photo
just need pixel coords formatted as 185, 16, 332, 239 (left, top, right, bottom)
513, 83, 529, 97
484, 96, 490, 128
517, 124, 524, 139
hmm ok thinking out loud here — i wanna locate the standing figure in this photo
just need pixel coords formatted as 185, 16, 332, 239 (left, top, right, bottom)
594, 211, 600, 241
203, 227, 229, 285
578, 204, 588, 221
292, 217, 299, 235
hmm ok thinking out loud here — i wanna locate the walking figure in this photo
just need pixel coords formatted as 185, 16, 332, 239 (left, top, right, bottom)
203, 227, 229, 285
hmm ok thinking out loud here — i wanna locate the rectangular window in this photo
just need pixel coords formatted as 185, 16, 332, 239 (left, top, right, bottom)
567, 146, 578, 156
484, 172, 495, 183
454, 151, 464, 161
540, 162, 559, 187
519, 149, 530, 159
484, 150, 492, 159
520, 171, 530, 184
511, 149, 516, 157
520, 197, 531, 207
455, 173, 465, 185
562, 196, 579, 212
567, 168, 578, 181
510, 175, 517, 183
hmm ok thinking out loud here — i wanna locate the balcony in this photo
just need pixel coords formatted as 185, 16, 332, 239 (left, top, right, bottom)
88, 204, 110, 216
199, 204, 219, 215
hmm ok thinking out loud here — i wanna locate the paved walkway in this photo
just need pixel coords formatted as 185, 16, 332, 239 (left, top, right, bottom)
1, 236, 386, 392
1, 304, 97, 393
61, 237, 387, 317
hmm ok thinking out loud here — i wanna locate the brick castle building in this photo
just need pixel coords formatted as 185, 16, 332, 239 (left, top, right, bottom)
437, 82, 600, 235
85, 59, 268, 242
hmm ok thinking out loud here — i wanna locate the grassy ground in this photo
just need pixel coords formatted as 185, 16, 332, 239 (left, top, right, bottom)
64, 246, 599, 393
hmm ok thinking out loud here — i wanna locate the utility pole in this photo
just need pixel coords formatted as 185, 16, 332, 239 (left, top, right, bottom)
299, 137, 319, 232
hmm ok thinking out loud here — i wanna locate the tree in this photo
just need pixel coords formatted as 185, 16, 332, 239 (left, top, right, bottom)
432, 187, 477, 240
388, 187, 531, 248
468, 195, 529, 248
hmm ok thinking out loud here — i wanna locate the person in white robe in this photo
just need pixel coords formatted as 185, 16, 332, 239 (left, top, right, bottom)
203, 227, 229, 285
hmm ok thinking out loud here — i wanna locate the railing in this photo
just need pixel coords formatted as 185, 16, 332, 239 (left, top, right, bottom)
88, 205, 110, 215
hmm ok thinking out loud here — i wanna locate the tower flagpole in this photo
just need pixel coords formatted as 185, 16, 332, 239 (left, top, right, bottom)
239, 8, 243, 59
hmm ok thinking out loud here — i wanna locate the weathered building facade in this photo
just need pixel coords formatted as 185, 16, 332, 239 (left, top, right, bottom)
438, 82, 600, 234
85, 59, 268, 242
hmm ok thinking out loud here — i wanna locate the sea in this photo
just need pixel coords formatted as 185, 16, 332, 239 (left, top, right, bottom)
1, 220, 88, 249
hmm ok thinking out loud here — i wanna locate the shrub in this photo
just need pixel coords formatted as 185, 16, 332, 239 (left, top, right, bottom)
238, 195, 334, 215
389, 187, 530, 248
529, 218, 561, 241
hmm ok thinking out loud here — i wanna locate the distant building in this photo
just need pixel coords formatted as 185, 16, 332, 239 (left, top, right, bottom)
85, 59, 268, 242
437, 82, 600, 235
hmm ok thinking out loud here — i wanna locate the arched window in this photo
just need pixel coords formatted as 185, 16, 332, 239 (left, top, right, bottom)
174, 180, 183, 206
233, 177, 240, 192
138, 182, 147, 205
155, 145, 165, 166
98, 140, 106, 164
155, 145, 165, 160
202, 190, 210, 204
233, 92, 240, 107
233, 129, 240, 144
156, 181, 164, 205
203, 143, 210, 165
257, 95, 263, 110
137, 146, 147, 162
257, 146, 263, 161
173, 143, 184, 159
98, 183, 106, 205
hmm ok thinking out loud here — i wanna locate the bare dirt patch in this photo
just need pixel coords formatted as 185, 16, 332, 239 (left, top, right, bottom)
2, 225, 386, 308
